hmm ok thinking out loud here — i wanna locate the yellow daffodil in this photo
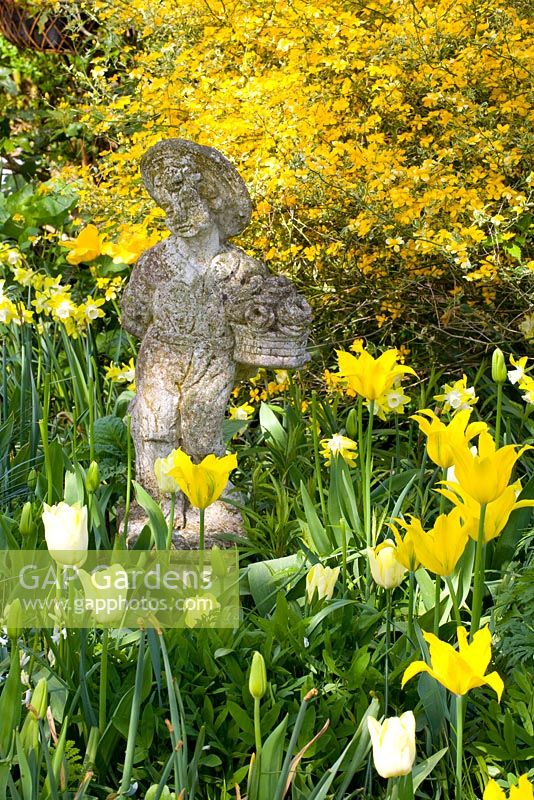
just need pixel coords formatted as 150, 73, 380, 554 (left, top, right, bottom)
450, 431, 531, 506
102, 231, 152, 265
484, 774, 534, 800
402, 625, 503, 699
393, 509, 469, 576
372, 385, 411, 420
60, 225, 104, 265
229, 403, 255, 420
367, 541, 407, 589
438, 481, 534, 543
434, 374, 478, 413
367, 711, 416, 779
336, 348, 416, 402
411, 408, 487, 469
305, 563, 340, 602
320, 433, 358, 467
519, 375, 534, 405
167, 449, 237, 509
508, 355, 529, 386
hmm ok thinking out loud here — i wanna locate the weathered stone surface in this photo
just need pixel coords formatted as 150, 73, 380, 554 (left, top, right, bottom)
121, 139, 311, 543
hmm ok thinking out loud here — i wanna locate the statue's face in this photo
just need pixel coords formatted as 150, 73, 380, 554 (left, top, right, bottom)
152, 164, 218, 237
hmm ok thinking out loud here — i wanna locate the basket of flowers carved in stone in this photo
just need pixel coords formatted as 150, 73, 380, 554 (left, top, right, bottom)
228, 274, 312, 369
0, 0, 96, 53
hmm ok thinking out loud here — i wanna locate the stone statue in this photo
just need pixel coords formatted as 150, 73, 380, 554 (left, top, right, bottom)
121, 139, 311, 538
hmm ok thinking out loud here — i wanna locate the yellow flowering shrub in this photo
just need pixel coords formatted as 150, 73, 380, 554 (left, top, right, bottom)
21, 0, 534, 357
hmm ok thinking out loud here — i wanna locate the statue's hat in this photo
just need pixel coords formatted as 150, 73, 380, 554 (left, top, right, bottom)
140, 139, 252, 239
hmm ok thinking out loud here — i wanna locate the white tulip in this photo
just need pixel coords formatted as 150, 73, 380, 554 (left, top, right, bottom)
367, 711, 416, 778
306, 563, 340, 603
367, 541, 406, 589
42, 502, 88, 566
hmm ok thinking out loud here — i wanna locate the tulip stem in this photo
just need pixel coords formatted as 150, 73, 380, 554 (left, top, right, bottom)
495, 383, 503, 449
199, 507, 205, 552
166, 492, 176, 550
407, 572, 415, 648
455, 694, 464, 800
364, 401, 375, 598
310, 391, 327, 523
445, 576, 462, 627
385, 589, 392, 715
433, 575, 441, 636
119, 630, 145, 798
99, 629, 109, 733
253, 696, 262, 758
122, 414, 132, 544
470, 503, 487, 640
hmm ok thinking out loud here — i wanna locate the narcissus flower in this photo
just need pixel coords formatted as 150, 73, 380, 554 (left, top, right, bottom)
60, 225, 104, 265
367, 541, 407, 589
320, 433, 358, 467
367, 711, 416, 779
411, 408, 487, 469
42, 502, 88, 567
306, 563, 340, 602
167, 449, 237, 509
439, 481, 534, 543
483, 774, 534, 800
508, 355, 529, 385
402, 625, 503, 699
450, 431, 531, 506
393, 509, 469, 576
434, 375, 477, 413
336, 348, 416, 402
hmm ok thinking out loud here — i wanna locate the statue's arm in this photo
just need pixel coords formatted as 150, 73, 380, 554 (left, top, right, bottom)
121, 252, 155, 339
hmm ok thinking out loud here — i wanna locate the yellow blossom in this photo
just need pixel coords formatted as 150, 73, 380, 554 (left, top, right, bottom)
434, 375, 478, 413
393, 509, 469, 576
305, 563, 340, 603
336, 348, 416, 402
411, 408, 487, 469
229, 403, 255, 420
320, 433, 358, 467
367, 540, 407, 589
402, 625, 503, 699
167, 449, 237, 509
483, 775, 534, 800
59, 225, 105, 265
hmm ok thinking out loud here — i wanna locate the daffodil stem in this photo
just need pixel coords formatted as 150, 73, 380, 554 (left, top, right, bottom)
364, 401, 375, 598
341, 518, 348, 595
445, 576, 462, 627
433, 575, 441, 636
455, 694, 464, 800
99, 628, 109, 733
470, 503, 487, 640
122, 414, 132, 544
385, 589, 391, 716
166, 492, 176, 550
310, 391, 327, 523
495, 383, 503, 449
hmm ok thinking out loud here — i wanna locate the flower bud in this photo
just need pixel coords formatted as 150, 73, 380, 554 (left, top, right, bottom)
42, 502, 88, 567
367, 711, 416, 778
86, 461, 100, 494
492, 348, 507, 384
146, 785, 172, 800
249, 651, 267, 700
19, 501, 34, 538
5, 598, 23, 639
27, 469, 37, 491
305, 563, 340, 603
28, 678, 48, 721
367, 541, 406, 589
210, 545, 228, 579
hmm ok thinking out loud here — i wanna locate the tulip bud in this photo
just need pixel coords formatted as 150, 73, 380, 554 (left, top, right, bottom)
27, 469, 37, 491
154, 453, 180, 495
19, 501, 34, 538
5, 598, 23, 639
249, 651, 267, 700
29, 677, 48, 721
210, 545, 228, 578
367, 541, 406, 589
86, 461, 100, 494
42, 502, 88, 567
367, 711, 416, 779
146, 786, 172, 800
305, 563, 340, 603
492, 348, 507, 384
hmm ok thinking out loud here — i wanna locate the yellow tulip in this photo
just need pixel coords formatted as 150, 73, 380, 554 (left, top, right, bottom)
450, 431, 531, 506
167, 449, 237, 509
411, 408, 487, 469
59, 224, 104, 265
154, 452, 181, 495
336, 348, 416, 402
484, 774, 534, 800
367, 711, 416, 779
305, 563, 340, 602
367, 541, 407, 589
402, 625, 503, 700
439, 481, 534, 543
393, 509, 469, 576
42, 502, 88, 567
389, 524, 420, 572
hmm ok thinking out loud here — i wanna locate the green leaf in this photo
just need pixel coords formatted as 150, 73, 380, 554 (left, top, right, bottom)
300, 482, 331, 556
132, 481, 167, 550
258, 715, 288, 798
412, 746, 447, 791
259, 403, 288, 449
